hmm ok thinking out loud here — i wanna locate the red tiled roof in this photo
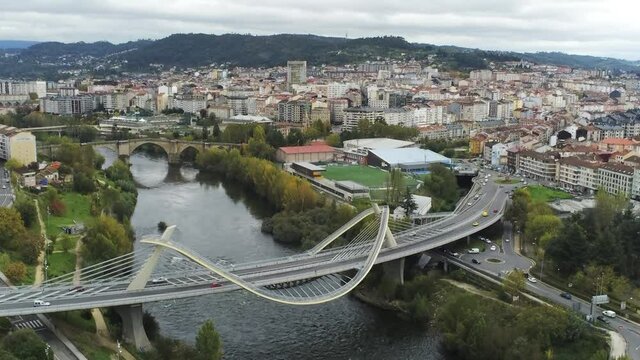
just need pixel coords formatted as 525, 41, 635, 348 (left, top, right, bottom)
278, 145, 335, 154
601, 138, 638, 145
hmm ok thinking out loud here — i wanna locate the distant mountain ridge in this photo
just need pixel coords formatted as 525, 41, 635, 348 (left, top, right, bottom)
1, 33, 638, 79
0, 40, 40, 49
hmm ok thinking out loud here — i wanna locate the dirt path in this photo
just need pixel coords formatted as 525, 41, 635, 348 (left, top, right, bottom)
442, 279, 500, 301
34, 199, 48, 286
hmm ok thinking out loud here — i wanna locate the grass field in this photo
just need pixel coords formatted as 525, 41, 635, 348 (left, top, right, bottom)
47, 252, 76, 278
45, 192, 92, 238
525, 185, 573, 202
323, 165, 418, 188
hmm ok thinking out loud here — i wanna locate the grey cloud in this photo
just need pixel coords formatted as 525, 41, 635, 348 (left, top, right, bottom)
1, 0, 639, 59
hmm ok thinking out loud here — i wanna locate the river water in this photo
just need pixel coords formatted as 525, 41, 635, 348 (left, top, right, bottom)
101, 150, 443, 360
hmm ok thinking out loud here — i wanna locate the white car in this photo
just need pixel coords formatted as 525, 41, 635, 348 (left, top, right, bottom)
33, 299, 50, 307
602, 310, 616, 318
527, 276, 537, 283
504, 238, 510, 242
151, 277, 168, 284
451, 252, 460, 257
468, 202, 473, 206
490, 245, 497, 251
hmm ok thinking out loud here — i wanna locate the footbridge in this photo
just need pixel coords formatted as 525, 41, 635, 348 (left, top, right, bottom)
0, 178, 513, 348
37, 139, 241, 164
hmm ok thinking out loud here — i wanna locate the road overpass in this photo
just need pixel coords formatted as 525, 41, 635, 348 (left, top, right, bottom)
0, 177, 512, 348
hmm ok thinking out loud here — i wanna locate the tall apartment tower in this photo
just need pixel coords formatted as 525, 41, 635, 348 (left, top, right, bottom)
287, 61, 307, 90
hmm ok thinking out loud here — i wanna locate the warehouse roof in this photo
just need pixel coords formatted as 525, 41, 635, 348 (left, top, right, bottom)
369, 148, 451, 166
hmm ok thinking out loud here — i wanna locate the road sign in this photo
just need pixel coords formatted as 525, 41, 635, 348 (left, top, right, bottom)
592, 295, 609, 305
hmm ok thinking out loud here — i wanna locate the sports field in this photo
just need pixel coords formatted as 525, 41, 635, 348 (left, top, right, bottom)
323, 164, 418, 188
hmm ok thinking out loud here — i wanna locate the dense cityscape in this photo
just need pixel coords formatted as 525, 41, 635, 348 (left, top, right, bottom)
0, 2, 640, 360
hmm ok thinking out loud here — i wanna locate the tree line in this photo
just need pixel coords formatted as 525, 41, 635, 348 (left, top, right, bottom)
506, 188, 640, 306
196, 146, 364, 247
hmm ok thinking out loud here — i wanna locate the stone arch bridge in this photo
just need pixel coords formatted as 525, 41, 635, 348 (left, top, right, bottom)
37, 139, 241, 164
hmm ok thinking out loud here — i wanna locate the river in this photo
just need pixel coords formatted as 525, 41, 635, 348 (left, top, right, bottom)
101, 149, 443, 360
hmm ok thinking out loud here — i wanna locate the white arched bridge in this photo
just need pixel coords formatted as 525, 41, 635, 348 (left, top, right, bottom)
0, 178, 513, 348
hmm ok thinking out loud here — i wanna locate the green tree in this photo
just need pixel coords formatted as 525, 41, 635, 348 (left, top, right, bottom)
4, 261, 27, 283
14, 197, 37, 228
401, 187, 418, 216
325, 133, 341, 147
505, 188, 531, 230
503, 269, 526, 296
4, 158, 21, 171
420, 164, 459, 211
524, 214, 562, 250
81, 215, 132, 265
195, 320, 222, 360
0, 208, 27, 248
2, 328, 52, 360
385, 169, 405, 205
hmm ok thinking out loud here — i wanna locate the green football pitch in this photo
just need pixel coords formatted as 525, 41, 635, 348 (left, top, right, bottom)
323, 165, 418, 189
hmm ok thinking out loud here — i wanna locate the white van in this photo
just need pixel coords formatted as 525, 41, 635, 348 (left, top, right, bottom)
33, 299, 50, 307
467, 248, 480, 254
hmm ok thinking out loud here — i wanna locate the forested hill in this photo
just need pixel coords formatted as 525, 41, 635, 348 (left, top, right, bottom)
2, 33, 639, 78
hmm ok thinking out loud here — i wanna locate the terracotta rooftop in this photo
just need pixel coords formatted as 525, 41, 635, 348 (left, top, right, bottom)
278, 144, 335, 154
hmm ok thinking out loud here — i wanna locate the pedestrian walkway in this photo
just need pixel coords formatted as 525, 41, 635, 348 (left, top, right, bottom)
14, 319, 45, 330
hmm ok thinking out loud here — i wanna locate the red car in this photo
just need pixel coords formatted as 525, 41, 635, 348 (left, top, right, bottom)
210, 282, 222, 288
493, 209, 498, 213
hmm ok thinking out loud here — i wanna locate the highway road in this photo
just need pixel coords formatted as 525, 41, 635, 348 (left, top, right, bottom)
443, 211, 640, 360
0, 166, 13, 208
0, 171, 516, 316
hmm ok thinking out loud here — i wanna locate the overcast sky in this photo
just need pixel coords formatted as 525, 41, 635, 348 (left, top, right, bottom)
2, 0, 640, 60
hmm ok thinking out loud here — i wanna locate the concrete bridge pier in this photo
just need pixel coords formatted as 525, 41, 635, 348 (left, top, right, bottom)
443, 258, 449, 273
382, 257, 405, 285
114, 304, 152, 351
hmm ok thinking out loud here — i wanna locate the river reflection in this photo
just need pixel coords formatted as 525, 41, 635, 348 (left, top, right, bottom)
98, 148, 443, 360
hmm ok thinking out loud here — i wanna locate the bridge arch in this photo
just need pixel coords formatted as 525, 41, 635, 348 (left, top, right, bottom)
140, 206, 390, 305
128, 140, 173, 159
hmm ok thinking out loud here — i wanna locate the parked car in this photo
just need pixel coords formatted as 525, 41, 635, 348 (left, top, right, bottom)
596, 315, 609, 323
602, 310, 616, 318
467, 248, 480, 254
471, 259, 481, 264
33, 299, 50, 307
527, 276, 537, 283
560, 292, 572, 300
490, 245, 497, 251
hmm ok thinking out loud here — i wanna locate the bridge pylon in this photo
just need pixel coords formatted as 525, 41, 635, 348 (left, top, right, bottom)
127, 226, 176, 291
115, 304, 152, 351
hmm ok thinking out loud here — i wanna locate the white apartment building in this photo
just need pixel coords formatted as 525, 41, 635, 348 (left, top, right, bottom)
469, 69, 493, 82
327, 83, 355, 99
40, 95, 95, 115
342, 107, 385, 131
633, 168, 640, 200
0, 125, 37, 165
518, 150, 558, 182
0, 80, 47, 98
367, 87, 390, 109
169, 95, 207, 113
597, 163, 635, 196
556, 157, 599, 193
